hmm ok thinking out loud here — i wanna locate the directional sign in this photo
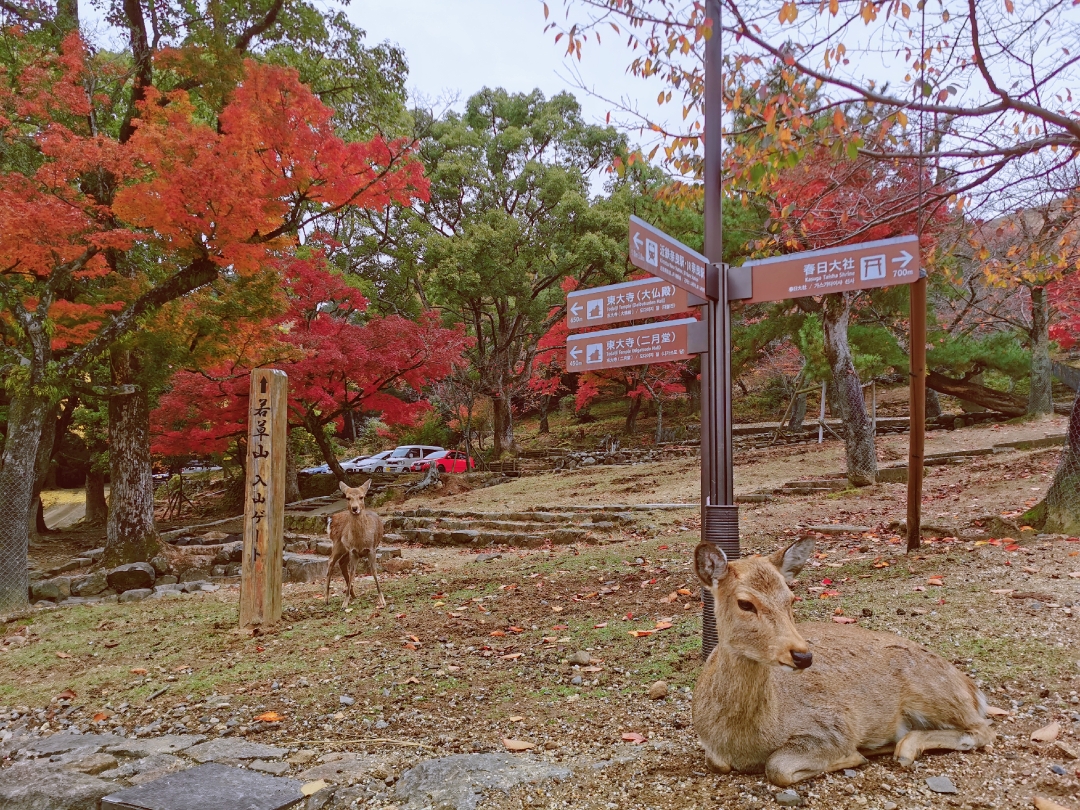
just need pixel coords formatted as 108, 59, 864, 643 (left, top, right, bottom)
628, 216, 709, 299
567, 277, 694, 329
733, 235, 921, 304
566, 318, 696, 372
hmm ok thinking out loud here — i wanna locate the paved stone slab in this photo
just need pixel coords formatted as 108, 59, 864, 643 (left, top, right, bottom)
394, 753, 571, 810
296, 753, 383, 784
106, 735, 205, 758
925, 775, 958, 794
249, 759, 291, 776
65, 752, 119, 774
184, 738, 288, 763
101, 762, 303, 810
0, 761, 112, 810
21, 731, 125, 756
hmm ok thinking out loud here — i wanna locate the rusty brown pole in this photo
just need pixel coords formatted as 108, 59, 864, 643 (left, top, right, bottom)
906, 276, 927, 552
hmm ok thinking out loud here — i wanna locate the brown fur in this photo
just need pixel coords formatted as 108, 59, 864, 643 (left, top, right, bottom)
325, 480, 385, 609
692, 539, 994, 786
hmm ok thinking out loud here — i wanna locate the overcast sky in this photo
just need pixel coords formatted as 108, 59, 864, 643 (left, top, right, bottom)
346, 0, 673, 141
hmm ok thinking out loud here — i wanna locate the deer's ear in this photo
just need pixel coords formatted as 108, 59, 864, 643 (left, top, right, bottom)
694, 543, 728, 589
360, 479, 372, 495
769, 537, 814, 583
338, 480, 350, 495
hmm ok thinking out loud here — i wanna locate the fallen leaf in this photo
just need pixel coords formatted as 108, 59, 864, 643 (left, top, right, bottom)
985, 706, 1009, 717
130, 668, 148, 675
508, 626, 524, 633
927, 577, 944, 586
542, 636, 557, 643
677, 588, 692, 596
660, 592, 679, 604
55, 689, 76, 700
395, 613, 406, 619
582, 666, 603, 673
832, 616, 857, 624
1005, 544, 1021, 552
404, 676, 420, 685
621, 732, 647, 744
254, 711, 283, 723
92, 711, 111, 722
502, 738, 536, 752
654, 621, 673, 631
1033, 798, 1073, 810
489, 630, 506, 637
403, 643, 417, 651
990, 589, 1015, 595
552, 625, 568, 631
301, 780, 327, 797
1069, 572, 1080, 578
1031, 722, 1060, 742
1023, 566, 1039, 574
500, 652, 523, 660
551, 605, 564, 613
408, 635, 420, 643
56, 652, 72, 659
103, 640, 119, 648
629, 630, 655, 638
508, 715, 525, 722
593, 623, 607, 629
912, 586, 926, 592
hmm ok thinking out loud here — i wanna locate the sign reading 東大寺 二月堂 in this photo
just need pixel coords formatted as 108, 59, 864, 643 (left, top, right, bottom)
565, 318, 695, 372
566, 277, 694, 329
733, 235, 922, 304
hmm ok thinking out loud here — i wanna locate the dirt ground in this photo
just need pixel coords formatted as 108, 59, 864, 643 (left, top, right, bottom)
5, 416, 1080, 810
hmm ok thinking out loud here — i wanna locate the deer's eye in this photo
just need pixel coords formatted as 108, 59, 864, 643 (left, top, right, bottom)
737, 600, 757, 614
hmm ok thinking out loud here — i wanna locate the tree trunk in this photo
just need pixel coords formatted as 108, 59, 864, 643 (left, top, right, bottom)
1028, 286, 1054, 416
822, 293, 877, 486
85, 471, 108, 525
285, 434, 302, 504
538, 395, 551, 435
625, 395, 642, 435
305, 413, 347, 483
492, 395, 517, 457
926, 370, 1030, 416
28, 403, 59, 543
1023, 387, 1080, 534
925, 387, 942, 420
788, 392, 808, 432
654, 397, 664, 445
104, 350, 161, 566
682, 364, 701, 415
0, 393, 51, 612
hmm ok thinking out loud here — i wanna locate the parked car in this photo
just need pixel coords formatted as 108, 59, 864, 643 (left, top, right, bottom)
339, 454, 372, 473
351, 450, 395, 474
381, 445, 444, 474
409, 450, 475, 474
300, 462, 331, 475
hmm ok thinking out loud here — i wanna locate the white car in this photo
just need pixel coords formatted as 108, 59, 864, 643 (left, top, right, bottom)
351, 450, 395, 474
381, 445, 444, 474
339, 454, 372, 473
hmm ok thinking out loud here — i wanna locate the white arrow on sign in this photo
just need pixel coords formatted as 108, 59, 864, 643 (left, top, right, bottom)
569, 346, 582, 360
570, 302, 583, 316
633, 232, 643, 251
892, 250, 913, 270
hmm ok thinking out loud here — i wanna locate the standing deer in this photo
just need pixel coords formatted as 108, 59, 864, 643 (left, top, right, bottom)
325, 480, 386, 609
693, 538, 994, 786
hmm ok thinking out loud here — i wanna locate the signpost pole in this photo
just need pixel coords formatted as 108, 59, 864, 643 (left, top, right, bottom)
240, 368, 288, 630
700, 0, 737, 659
906, 277, 927, 552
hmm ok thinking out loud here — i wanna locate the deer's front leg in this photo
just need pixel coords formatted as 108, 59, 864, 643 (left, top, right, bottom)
766, 744, 866, 787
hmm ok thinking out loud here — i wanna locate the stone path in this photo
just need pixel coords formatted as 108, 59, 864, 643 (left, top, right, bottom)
0, 729, 603, 810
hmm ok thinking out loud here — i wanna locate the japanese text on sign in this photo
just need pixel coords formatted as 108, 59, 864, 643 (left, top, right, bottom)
567, 277, 694, 329
566, 318, 696, 372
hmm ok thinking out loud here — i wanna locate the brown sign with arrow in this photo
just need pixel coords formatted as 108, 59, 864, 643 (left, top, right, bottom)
566, 277, 694, 329
628, 215, 709, 299
566, 318, 695, 372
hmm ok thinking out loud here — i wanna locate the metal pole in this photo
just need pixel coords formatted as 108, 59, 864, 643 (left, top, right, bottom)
906, 277, 927, 552
818, 381, 826, 444
701, 0, 737, 660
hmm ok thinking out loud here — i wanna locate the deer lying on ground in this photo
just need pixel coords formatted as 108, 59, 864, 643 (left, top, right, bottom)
693, 538, 994, 787
325, 480, 386, 609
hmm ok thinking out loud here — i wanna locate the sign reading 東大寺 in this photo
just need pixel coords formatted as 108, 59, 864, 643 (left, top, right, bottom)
566, 277, 693, 329
628, 215, 709, 299
734, 235, 921, 304
565, 318, 696, 372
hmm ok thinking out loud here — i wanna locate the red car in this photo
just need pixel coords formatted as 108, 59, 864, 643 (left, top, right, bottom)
409, 450, 475, 474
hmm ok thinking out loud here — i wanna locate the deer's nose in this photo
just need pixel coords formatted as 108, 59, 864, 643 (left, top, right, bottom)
791, 650, 813, 670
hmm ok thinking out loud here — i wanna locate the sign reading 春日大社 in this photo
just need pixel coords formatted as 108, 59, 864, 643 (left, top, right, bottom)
566, 277, 693, 329
734, 235, 922, 304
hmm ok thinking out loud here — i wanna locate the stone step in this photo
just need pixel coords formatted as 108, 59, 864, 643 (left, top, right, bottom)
389, 509, 636, 525
384, 516, 625, 534
396, 526, 595, 548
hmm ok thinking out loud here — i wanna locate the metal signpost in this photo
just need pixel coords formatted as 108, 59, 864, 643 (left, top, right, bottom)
564, 0, 925, 659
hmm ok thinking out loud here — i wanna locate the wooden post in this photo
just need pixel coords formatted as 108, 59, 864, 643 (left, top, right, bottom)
240, 369, 288, 629
906, 277, 927, 552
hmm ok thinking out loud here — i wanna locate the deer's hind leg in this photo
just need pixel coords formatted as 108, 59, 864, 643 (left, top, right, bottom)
339, 552, 354, 609
766, 743, 867, 787
894, 724, 994, 768
324, 549, 343, 605
368, 548, 386, 608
